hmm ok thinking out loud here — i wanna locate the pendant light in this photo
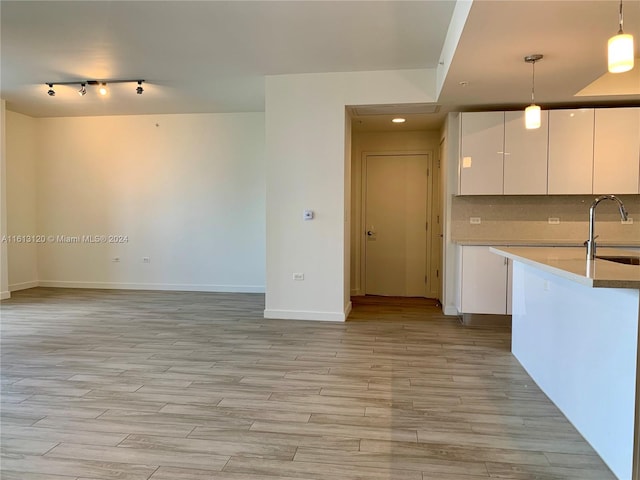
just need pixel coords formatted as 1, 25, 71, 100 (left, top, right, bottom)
608, 0, 634, 73
524, 54, 543, 130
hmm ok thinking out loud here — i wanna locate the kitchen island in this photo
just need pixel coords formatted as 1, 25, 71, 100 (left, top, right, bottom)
491, 246, 640, 480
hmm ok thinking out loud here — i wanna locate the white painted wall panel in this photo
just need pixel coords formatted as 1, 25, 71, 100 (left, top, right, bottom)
34, 113, 266, 292
5, 111, 38, 291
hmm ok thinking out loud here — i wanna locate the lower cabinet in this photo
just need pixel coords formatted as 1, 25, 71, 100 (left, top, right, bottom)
460, 246, 512, 315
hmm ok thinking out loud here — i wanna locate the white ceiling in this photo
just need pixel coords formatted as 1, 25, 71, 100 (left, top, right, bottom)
1, 0, 639, 128
0, 0, 454, 117
439, 0, 640, 109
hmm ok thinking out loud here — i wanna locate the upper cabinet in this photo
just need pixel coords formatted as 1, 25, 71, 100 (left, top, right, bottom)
548, 109, 594, 194
504, 110, 548, 195
593, 107, 640, 194
459, 112, 504, 195
458, 107, 639, 196
459, 111, 548, 195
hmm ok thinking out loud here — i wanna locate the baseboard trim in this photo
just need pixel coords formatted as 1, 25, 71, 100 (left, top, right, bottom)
264, 309, 346, 322
443, 305, 459, 316
37, 280, 265, 294
9, 280, 39, 292
344, 301, 352, 320
0, 290, 11, 300
462, 313, 512, 328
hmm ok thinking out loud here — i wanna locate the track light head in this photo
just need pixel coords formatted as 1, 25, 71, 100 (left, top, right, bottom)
136, 81, 144, 95
78, 83, 87, 96
47, 83, 55, 96
99, 83, 108, 96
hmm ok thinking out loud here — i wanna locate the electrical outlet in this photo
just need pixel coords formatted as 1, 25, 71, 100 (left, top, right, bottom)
621, 218, 633, 225
548, 217, 560, 225
469, 217, 481, 225
293, 273, 304, 281
142, 257, 150, 263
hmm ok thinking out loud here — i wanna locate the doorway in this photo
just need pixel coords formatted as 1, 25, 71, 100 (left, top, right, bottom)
363, 154, 429, 296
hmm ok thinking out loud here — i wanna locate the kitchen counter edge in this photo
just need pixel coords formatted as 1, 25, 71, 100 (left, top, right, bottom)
490, 246, 640, 289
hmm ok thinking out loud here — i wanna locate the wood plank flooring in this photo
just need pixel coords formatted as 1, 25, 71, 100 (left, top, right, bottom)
0, 288, 616, 479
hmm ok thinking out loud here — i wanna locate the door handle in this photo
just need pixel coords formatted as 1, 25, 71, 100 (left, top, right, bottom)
367, 231, 375, 236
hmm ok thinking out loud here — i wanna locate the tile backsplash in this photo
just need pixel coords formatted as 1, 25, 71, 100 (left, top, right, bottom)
451, 195, 640, 244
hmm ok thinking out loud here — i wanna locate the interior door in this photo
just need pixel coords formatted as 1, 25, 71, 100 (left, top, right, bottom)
364, 154, 428, 297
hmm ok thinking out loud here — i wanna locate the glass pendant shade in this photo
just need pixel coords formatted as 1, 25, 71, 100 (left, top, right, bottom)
608, 33, 635, 73
525, 104, 541, 129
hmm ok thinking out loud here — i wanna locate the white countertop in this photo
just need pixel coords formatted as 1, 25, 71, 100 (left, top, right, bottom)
490, 246, 640, 289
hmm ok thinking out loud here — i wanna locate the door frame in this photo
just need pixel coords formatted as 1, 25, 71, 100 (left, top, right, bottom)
355, 150, 433, 297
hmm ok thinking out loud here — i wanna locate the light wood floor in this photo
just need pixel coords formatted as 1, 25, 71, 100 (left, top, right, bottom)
1, 288, 616, 480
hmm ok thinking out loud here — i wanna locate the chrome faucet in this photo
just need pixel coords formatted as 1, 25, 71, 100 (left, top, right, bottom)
586, 194, 628, 260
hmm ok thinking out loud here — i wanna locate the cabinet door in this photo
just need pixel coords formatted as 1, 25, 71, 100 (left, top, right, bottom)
460, 246, 508, 314
548, 109, 595, 194
460, 112, 504, 195
504, 111, 548, 195
593, 107, 640, 194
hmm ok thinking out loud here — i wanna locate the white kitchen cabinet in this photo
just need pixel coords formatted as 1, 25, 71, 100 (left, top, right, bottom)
548, 109, 595, 194
460, 246, 510, 315
459, 112, 504, 195
503, 110, 548, 195
593, 107, 640, 194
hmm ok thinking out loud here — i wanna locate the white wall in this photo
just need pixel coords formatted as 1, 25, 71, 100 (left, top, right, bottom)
265, 69, 437, 321
350, 129, 440, 296
0, 100, 9, 299
32, 113, 266, 292
6, 111, 38, 291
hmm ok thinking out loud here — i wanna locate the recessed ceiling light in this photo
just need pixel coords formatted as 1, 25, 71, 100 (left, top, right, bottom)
392, 118, 406, 123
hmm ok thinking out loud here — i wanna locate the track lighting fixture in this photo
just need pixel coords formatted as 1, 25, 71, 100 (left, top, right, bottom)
44, 79, 145, 97
524, 54, 543, 130
608, 0, 634, 73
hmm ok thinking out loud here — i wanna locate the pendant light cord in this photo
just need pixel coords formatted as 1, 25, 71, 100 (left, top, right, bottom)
619, 0, 624, 34
531, 60, 536, 103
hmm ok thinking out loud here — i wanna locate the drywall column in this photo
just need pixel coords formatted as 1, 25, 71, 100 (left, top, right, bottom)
441, 113, 460, 315
0, 100, 10, 299
264, 69, 436, 321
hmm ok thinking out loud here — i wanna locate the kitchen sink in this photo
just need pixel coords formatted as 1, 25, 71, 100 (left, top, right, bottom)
596, 255, 640, 266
